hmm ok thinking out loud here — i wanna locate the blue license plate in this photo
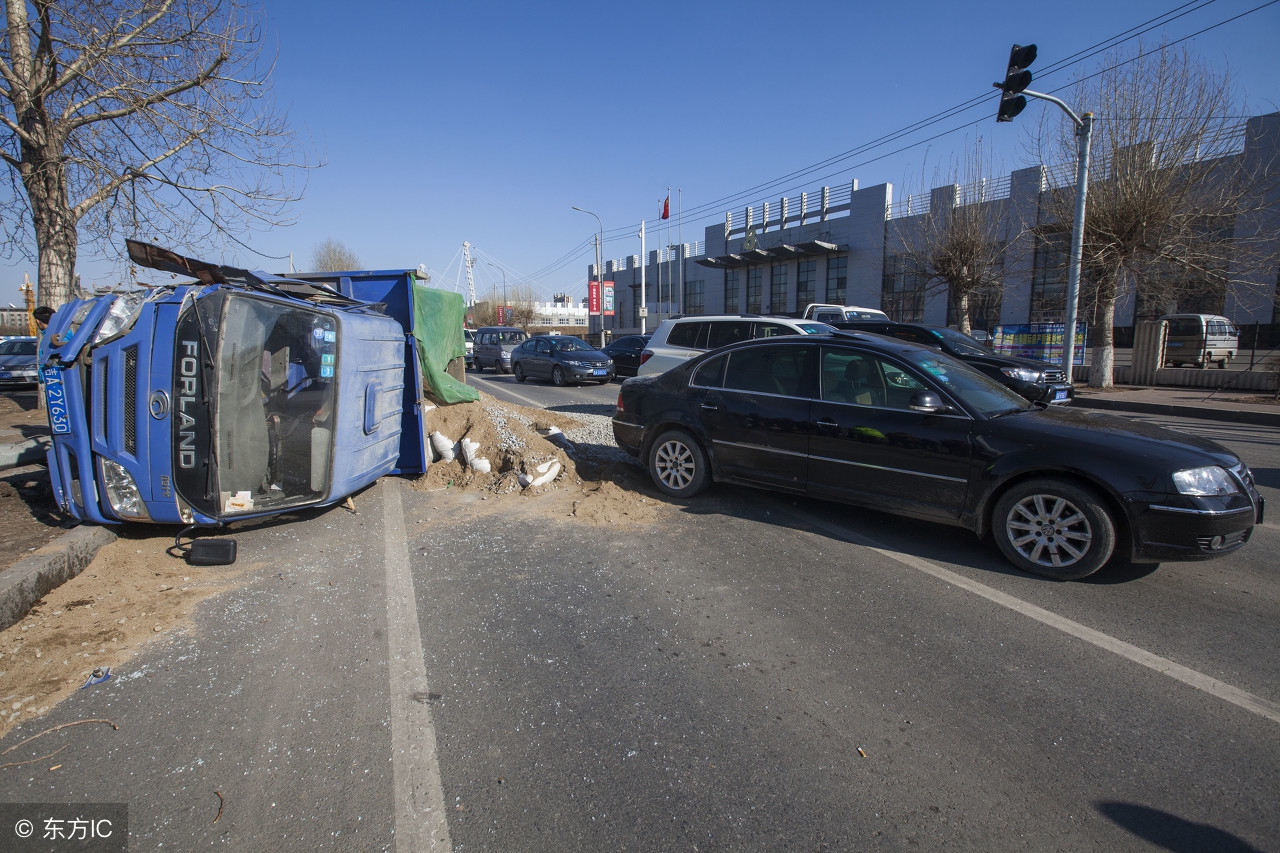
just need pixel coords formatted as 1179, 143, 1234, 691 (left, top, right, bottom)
0, 371, 10, 379
1053, 389, 1070, 402
593, 368, 607, 376
42, 367, 71, 434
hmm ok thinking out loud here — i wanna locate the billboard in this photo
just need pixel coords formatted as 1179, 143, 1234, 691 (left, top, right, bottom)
588, 281, 615, 316
992, 323, 1087, 365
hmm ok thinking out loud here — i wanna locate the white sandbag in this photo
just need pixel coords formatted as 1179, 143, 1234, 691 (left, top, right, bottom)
430, 431, 456, 462
529, 459, 561, 488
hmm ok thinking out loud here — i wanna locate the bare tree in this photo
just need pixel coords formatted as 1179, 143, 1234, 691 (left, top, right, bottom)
889, 141, 1010, 335
309, 238, 360, 272
1, 0, 311, 308
505, 284, 537, 330
1032, 42, 1278, 388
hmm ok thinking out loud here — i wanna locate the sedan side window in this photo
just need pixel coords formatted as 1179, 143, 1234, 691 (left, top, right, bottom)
691, 354, 727, 388
707, 321, 752, 348
724, 346, 809, 397
667, 322, 705, 348
536, 340, 552, 355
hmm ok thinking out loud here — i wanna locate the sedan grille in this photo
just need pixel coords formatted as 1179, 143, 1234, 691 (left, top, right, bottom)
1043, 369, 1066, 383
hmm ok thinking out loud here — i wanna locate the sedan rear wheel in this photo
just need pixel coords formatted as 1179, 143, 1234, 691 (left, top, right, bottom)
993, 479, 1115, 580
648, 429, 709, 498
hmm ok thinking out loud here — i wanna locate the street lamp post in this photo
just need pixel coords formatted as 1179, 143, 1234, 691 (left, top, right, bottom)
572, 206, 604, 343
486, 262, 507, 324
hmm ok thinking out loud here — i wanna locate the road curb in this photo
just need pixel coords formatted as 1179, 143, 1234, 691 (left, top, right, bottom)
0, 525, 117, 632
0, 437, 49, 470
1072, 396, 1280, 427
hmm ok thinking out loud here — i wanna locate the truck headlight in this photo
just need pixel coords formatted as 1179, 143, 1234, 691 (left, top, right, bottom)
1000, 366, 1041, 383
100, 459, 151, 520
94, 291, 148, 344
1172, 466, 1239, 496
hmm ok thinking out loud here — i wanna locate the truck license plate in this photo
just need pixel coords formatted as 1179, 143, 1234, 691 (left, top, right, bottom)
42, 367, 71, 434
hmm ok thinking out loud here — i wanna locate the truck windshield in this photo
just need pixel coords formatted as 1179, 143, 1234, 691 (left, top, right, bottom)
212, 294, 338, 517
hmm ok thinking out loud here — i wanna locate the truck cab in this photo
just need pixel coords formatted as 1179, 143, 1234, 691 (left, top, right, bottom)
38, 241, 451, 528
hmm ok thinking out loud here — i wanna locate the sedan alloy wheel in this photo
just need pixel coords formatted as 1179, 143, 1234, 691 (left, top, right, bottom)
993, 479, 1116, 580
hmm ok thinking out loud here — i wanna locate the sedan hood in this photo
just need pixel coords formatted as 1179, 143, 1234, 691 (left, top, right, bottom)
996, 405, 1240, 467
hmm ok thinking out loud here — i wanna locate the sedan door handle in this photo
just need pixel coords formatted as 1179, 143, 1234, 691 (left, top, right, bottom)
815, 418, 839, 430
700, 403, 721, 411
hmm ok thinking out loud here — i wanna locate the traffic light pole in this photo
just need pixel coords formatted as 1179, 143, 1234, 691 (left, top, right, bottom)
1022, 89, 1093, 382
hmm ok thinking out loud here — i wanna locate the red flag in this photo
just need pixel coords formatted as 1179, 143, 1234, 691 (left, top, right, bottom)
661, 196, 670, 220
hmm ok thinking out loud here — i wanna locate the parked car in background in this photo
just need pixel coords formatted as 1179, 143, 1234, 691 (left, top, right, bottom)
511, 335, 615, 386
834, 320, 1073, 405
638, 314, 835, 376
0, 336, 38, 389
473, 326, 528, 373
601, 334, 651, 377
801, 302, 890, 323
464, 328, 476, 369
612, 330, 1262, 580
1162, 313, 1238, 369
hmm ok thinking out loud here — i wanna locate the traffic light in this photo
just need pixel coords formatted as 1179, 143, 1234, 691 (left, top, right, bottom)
995, 43, 1037, 122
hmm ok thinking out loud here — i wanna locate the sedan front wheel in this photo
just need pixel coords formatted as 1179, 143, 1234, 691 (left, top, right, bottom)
993, 479, 1116, 580
648, 429, 709, 498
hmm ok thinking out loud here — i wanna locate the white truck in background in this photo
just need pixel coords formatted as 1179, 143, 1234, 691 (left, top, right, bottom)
801, 303, 889, 323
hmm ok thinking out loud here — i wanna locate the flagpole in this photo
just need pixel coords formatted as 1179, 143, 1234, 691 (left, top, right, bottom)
677, 189, 683, 315
665, 186, 671, 320
639, 220, 647, 334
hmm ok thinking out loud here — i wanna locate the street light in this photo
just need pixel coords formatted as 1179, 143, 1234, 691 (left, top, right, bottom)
572, 206, 604, 341
486, 262, 507, 324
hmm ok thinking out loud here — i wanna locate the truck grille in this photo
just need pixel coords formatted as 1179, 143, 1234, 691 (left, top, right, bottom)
1043, 369, 1067, 383
124, 346, 138, 455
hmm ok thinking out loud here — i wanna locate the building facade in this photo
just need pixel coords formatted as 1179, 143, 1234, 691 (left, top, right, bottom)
591, 112, 1280, 342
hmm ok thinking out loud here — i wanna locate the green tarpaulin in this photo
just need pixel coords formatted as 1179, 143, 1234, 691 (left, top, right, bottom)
410, 280, 479, 404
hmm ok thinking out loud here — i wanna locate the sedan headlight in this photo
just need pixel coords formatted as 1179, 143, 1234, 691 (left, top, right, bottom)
100, 459, 151, 520
94, 291, 148, 344
1000, 366, 1042, 383
1172, 466, 1240, 496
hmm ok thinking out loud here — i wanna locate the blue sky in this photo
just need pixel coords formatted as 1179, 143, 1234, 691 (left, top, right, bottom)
4, 0, 1279, 309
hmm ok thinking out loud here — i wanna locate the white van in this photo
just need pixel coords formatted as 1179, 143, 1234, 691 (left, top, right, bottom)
638, 315, 835, 376
1162, 314, 1238, 369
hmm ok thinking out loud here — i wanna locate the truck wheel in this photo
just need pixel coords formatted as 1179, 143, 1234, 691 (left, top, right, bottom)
1218, 353, 1232, 369
993, 479, 1115, 580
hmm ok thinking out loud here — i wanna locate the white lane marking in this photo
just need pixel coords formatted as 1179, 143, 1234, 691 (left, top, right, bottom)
790, 508, 1280, 726
382, 479, 452, 852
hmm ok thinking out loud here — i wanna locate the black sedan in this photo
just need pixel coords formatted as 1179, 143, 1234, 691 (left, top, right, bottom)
600, 334, 651, 377
612, 331, 1263, 580
511, 335, 615, 386
835, 321, 1073, 405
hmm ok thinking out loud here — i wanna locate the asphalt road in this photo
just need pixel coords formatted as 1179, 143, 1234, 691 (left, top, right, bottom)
0, 376, 1275, 851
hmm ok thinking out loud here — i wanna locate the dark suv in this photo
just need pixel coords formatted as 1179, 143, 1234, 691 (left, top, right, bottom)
834, 321, 1073, 405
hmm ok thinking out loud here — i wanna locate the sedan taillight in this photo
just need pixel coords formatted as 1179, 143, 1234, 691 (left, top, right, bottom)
615, 392, 625, 413
639, 351, 652, 365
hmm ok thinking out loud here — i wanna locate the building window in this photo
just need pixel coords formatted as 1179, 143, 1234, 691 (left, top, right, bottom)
747, 268, 763, 314
685, 280, 704, 315
770, 263, 787, 313
827, 255, 847, 304
882, 254, 926, 322
1030, 232, 1068, 323
797, 260, 816, 309
725, 270, 740, 313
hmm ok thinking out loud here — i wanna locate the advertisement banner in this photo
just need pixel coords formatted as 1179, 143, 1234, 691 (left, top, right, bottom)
603, 282, 614, 316
588, 281, 600, 314
496, 304, 507, 325
992, 323, 1087, 366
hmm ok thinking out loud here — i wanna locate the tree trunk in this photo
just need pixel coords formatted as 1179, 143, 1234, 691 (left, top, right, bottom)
954, 289, 972, 335
1088, 296, 1117, 390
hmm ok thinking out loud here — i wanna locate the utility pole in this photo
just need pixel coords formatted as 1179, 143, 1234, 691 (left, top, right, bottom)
572, 206, 604, 342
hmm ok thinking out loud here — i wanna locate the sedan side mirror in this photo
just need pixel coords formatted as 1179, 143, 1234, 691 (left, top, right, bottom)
908, 390, 951, 414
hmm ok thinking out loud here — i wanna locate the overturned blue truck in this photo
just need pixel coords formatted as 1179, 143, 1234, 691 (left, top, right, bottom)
39, 240, 475, 531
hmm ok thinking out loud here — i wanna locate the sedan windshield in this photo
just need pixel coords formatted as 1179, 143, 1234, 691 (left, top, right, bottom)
0, 340, 36, 356
928, 327, 991, 357
901, 349, 1031, 416
552, 337, 593, 352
